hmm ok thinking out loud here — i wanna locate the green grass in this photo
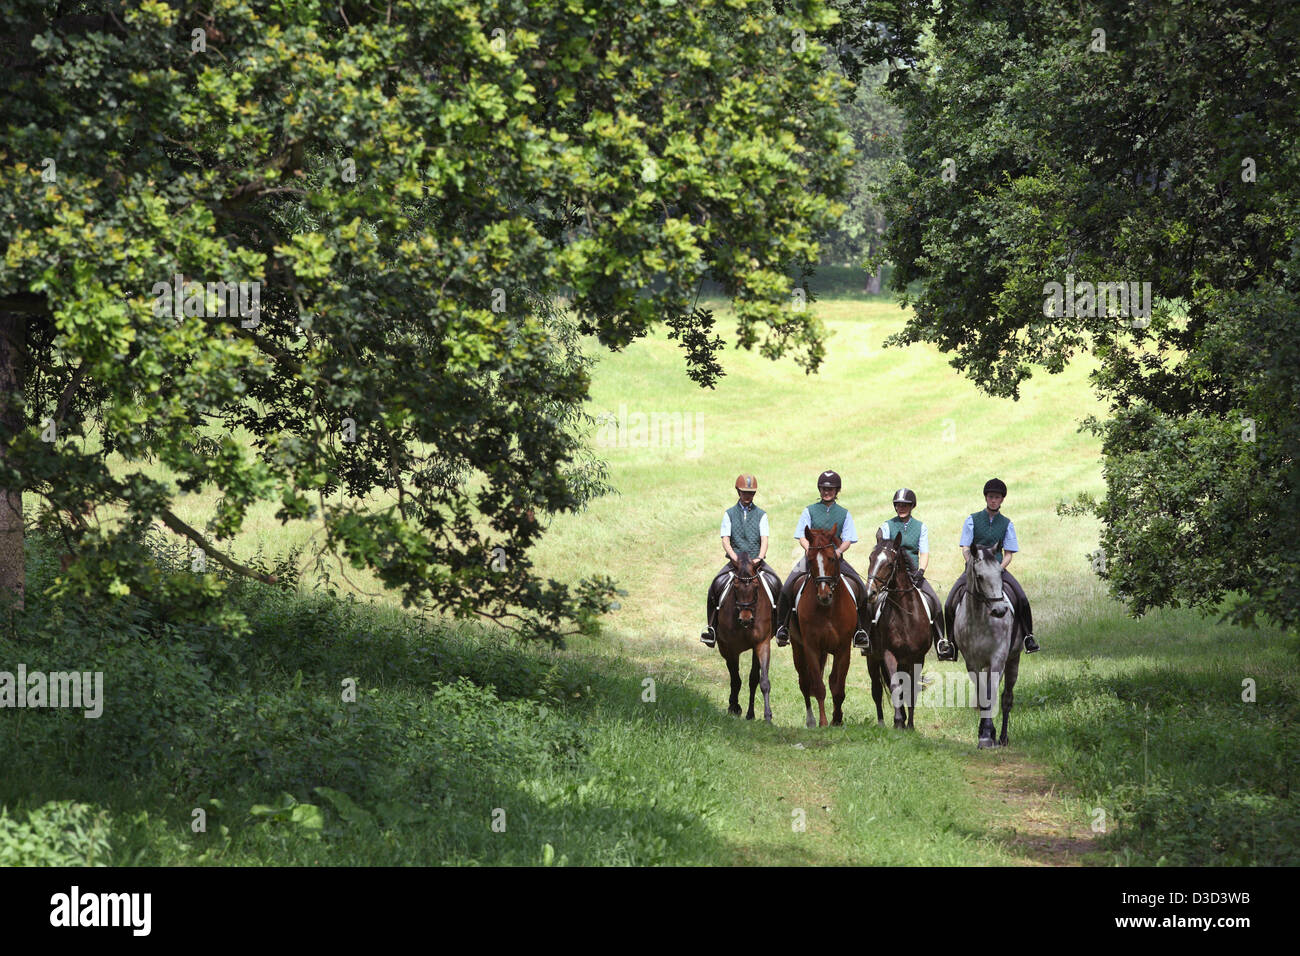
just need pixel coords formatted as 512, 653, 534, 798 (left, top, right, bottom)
2, 294, 1296, 866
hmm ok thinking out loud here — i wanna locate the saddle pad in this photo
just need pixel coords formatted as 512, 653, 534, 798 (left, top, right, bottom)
718, 573, 734, 608
759, 573, 775, 608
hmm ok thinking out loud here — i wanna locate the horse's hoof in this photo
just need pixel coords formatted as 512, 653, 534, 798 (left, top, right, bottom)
746, 712, 754, 721
998, 737, 1008, 747
978, 737, 995, 749
806, 718, 817, 729
728, 707, 741, 716
877, 719, 885, 727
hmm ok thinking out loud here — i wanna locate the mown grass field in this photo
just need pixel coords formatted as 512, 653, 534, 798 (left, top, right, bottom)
2, 280, 1296, 866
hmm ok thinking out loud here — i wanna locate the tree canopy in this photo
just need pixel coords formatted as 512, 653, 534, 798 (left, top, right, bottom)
0, 0, 888, 641
881, 0, 1300, 628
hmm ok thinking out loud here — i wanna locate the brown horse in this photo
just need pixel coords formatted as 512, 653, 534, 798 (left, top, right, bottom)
789, 526, 859, 727
863, 531, 932, 730
715, 552, 775, 721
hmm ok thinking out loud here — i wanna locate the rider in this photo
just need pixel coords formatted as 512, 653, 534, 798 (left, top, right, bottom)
866, 488, 946, 654
939, 478, 1040, 661
701, 474, 782, 647
772, 470, 873, 651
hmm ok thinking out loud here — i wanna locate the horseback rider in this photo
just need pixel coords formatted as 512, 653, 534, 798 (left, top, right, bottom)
772, 470, 873, 651
701, 474, 782, 648
864, 488, 946, 654
939, 478, 1040, 661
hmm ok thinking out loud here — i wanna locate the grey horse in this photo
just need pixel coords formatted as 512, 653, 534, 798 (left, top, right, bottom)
951, 545, 1023, 748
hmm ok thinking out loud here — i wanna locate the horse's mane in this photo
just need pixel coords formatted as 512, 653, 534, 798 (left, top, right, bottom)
735, 551, 753, 575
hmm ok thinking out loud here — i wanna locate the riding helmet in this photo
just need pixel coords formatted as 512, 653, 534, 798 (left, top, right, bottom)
817, 470, 842, 490
983, 478, 1008, 496
735, 474, 758, 492
893, 488, 917, 506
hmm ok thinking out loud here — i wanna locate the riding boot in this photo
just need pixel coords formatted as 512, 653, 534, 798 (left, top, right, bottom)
1023, 633, 1040, 653
773, 591, 793, 647
852, 603, 871, 651
700, 595, 718, 647
934, 622, 956, 661
938, 598, 958, 661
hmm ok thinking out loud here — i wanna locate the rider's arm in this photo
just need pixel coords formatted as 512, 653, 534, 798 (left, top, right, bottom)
958, 514, 974, 562
795, 508, 811, 553
836, 512, 857, 555
918, 523, 930, 572
720, 512, 737, 562
758, 513, 770, 561
721, 536, 739, 562
1001, 520, 1019, 569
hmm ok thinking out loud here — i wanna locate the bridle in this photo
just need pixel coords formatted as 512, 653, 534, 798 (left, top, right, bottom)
732, 571, 759, 628
807, 542, 841, 599
868, 543, 917, 597
966, 550, 1009, 613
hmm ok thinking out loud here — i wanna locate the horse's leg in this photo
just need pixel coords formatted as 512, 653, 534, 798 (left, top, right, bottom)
976, 665, 997, 747
809, 644, 829, 727
829, 644, 851, 727
868, 656, 885, 726
999, 652, 1019, 746
758, 638, 773, 723
726, 651, 742, 716
746, 647, 759, 720
882, 651, 906, 729
792, 622, 815, 728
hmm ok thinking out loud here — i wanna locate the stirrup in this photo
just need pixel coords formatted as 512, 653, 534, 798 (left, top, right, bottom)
700, 628, 716, 648
852, 628, 871, 651
774, 624, 790, 647
935, 637, 957, 661
1023, 634, 1040, 653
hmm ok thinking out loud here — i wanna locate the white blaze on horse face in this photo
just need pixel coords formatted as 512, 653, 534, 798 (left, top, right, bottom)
871, 550, 889, 587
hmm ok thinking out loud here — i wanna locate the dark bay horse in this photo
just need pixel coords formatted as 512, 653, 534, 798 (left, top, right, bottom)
952, 545, 1022, 748
863, 530, 932, 730
789, 526, 859, 727
715, 552, 775, 721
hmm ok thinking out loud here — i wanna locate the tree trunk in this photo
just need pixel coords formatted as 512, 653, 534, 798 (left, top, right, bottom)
0, 310, 26, 612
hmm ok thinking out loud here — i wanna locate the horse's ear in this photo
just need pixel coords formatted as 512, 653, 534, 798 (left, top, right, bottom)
875, 528, 884, 543
831, 522, 839, 537
893, 530, 903, 548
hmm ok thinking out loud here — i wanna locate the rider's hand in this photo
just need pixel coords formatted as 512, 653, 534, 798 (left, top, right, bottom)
913, 567, 925, 583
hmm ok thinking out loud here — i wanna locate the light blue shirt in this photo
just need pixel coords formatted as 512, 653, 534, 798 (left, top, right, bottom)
959, 513, 1019, 552
720, 505, 769, 538
879, 519, 929, 554
795, 507, 858, 543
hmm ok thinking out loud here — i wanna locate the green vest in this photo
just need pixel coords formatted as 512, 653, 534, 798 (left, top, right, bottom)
884, 516, 924, 567
726, 502, 765, 559
970, 510, 1010, 562
806, 500, 849, 540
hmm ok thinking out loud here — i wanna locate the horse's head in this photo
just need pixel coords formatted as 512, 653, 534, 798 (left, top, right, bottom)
866, 529, 906, 602
731, 551, 759, 629
967, 546, 1007, 615
806, 525, 841, 607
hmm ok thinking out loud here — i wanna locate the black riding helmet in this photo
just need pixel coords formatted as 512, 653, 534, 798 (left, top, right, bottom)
983, 478, 1007, 496
817, 470, 842, 490
893, 487, 917, 506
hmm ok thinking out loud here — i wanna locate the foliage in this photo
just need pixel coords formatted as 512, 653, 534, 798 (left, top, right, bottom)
0, 800, 114, 866
879, 0, 1300, 629
0, 0, 868, 642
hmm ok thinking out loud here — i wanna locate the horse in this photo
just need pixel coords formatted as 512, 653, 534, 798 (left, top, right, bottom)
863, 530, 932, 730
789, 525, 860, 727
951, 545, 1023, 748
714, 552, 775, 721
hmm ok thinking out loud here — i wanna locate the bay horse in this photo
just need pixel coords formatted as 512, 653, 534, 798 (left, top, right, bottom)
951, 545, 1022, 748
789, 525, 859, 727
863, 530, 932, 730
714, 552, 774, 721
